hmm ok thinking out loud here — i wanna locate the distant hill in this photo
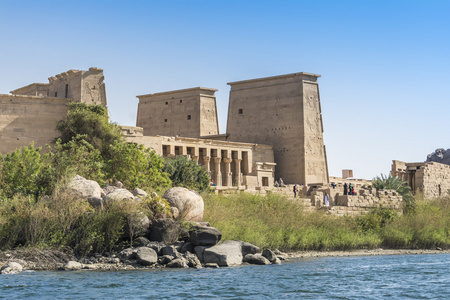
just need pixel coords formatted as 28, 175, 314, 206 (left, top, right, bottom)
427, 148, 450, 165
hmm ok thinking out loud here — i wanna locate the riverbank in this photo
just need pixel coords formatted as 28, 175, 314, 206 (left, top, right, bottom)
2, 247, 449, 272
288, 248, 450, 259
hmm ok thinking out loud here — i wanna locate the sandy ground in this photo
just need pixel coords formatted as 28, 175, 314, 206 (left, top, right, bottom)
287, 248, 450, 259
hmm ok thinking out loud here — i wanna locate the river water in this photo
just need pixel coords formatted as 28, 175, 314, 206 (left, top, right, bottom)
1, 253, 449, 299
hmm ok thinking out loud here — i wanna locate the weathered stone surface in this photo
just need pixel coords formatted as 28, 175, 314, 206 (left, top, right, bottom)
194, 246, 208, 263
103, 188, 135, 203
147, 241, 163, 254
180, 242, 195, 254
184, 251, 202, 268
131, 188, 148, 198
241, 242, 260, 256
163, 187, 204, 221
118, 248, 135, 262
125, 212, 150, 238
133, 237, 150, 247
189, 226, 222, 246
427, 148, 450, 165
203, 241, 243, 267
262, 249, 281, 264
166, 258, 188, 268
62, 261, 82, 271
68, 175, 103, 207
158, 255, 174, 265
204, 263, 219, 268
135, 247, 158, 266
243, 254, 271, 265
1, 261, 23, 274
160, 245, 177, 257
148, 218, 181, 244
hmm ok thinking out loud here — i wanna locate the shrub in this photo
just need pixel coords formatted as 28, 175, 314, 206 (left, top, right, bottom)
0, 144, 53, 199
55, 102, 123, 157
105, 141, 171, 190
50, 135, 105, 184
163, 156, 210, 192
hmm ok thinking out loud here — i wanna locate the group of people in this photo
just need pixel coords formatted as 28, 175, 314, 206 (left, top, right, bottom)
343, 182, 355, 195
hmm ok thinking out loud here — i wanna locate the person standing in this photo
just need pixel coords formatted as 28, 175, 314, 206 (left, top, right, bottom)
324, 194, 329, 207
293, 184, 297, 198
344, 183, 348, 195
349, 183, 353, 195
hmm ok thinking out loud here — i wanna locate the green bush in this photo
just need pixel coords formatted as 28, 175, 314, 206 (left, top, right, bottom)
105, 141, 171, 190
0, 144, 53, 199
163, 156, 210, 192
50, 135, 105, 184
55, 102, 123, 157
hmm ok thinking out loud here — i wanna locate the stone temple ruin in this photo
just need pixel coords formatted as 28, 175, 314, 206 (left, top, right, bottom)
0, 67, 418, 215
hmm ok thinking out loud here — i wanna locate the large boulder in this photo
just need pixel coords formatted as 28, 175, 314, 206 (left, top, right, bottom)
103, 188, 135, 204
1, 261, 23, 274
68, 175, 103, 207
166, 258, 188, 268
203, 241, 244, 267
189, 226, 222, 246
148, 218, 181, 244
243, 254, 271, 265
427, 148, 450, 165
132, 188, 148, 199
163, 187, 204, 221
135, 247, 158, 266
262, 249, 281, 264
241, 242, 260, 256
62, 261, 82, 271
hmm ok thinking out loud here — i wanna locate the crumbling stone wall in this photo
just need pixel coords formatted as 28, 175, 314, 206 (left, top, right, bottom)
422, 162, 450, 198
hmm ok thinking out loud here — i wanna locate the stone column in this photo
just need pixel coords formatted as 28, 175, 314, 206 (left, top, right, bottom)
202, 156, 211, 174
167, 145, 175, 157
223, 158, 233, 187
213, 157, 222, 186
234, 158, 242, 187
191, 156, 199, 163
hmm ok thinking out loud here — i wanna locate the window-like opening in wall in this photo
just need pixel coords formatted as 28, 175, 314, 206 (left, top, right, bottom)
164, 119, 168, 122
54, 92, 58, 97
187, 115, 191, 120
238, 109, 243, 114
165, 102, 168, 105
180, 100, 183, 103
65, 84, 68, 98
262, 177, 269, 187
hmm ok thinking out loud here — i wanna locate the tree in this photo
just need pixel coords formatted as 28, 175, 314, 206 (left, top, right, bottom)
105, 141, 171, 190
163, 155, 211, 192
372, 174, 416, 213
0, 143, 53, 199
54, 102, 123, 157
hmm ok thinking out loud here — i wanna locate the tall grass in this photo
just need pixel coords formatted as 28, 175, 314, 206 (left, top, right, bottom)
0, 183, 168, 255
203, 193, 381, 251
204, 192, 450, 251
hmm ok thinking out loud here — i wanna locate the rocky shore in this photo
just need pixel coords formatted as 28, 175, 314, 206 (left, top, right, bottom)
1, 247, 448, 274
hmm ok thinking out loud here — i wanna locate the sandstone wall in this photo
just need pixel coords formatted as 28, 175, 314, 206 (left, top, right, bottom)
422, 162, 450, 198
0, 95, 69, 154
226, 73, 328, 185
136, 87, 219, 138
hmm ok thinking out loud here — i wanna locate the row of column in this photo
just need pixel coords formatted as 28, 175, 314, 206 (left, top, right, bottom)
162, 144, 246, 187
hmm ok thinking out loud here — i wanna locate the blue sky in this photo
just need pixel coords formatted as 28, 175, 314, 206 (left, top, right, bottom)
1, 0, 449, 179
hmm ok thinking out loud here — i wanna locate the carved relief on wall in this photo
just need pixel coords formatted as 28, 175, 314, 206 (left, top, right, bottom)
84, 82, 99, 103
307, 160, 325, 176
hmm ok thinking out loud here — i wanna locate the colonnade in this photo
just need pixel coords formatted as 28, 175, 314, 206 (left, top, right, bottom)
162, 144, 250, 187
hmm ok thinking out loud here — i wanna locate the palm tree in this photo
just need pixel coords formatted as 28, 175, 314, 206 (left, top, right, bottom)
372, 174, 416, 213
